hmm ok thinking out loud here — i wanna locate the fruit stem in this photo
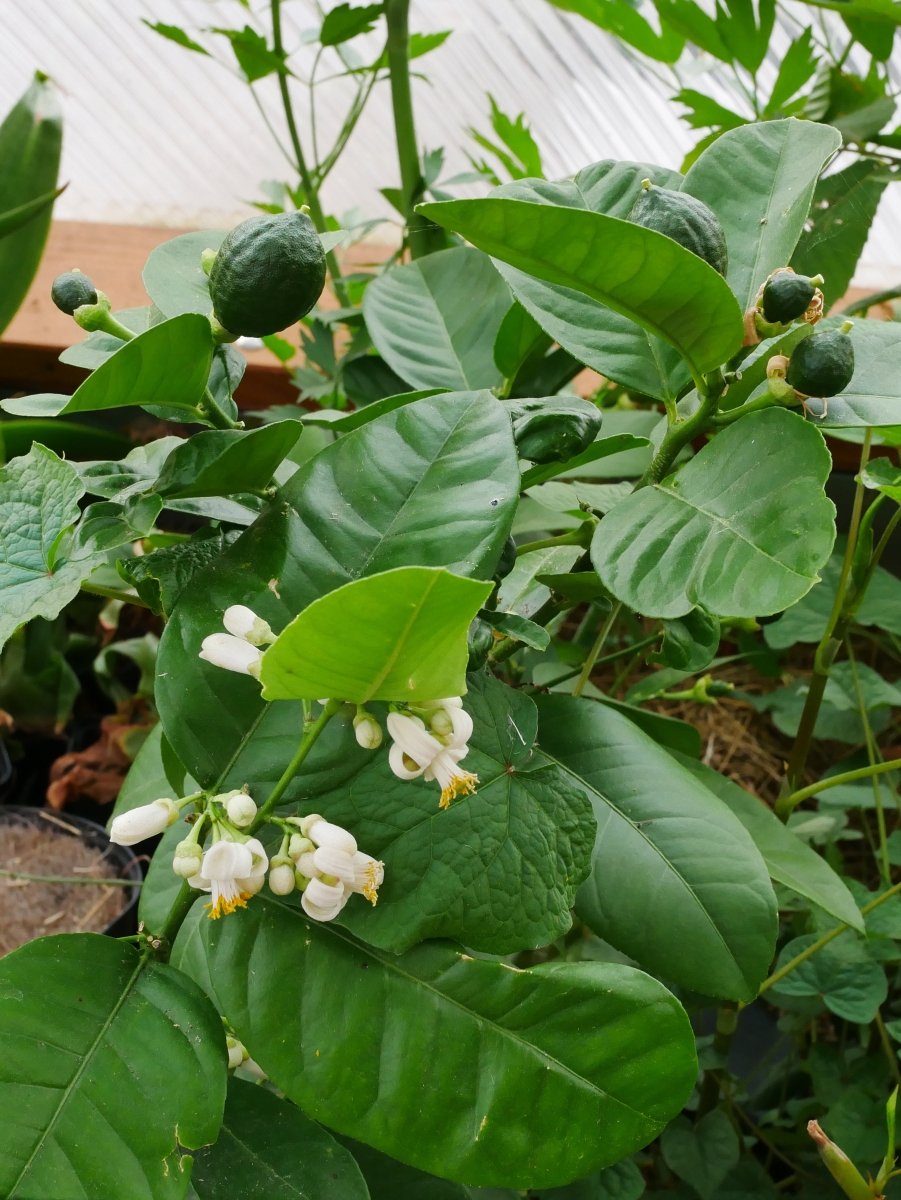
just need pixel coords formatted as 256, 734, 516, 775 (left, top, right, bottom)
384, 0, 447, 258
199, 386, 242, 430
270, 0, 350, 306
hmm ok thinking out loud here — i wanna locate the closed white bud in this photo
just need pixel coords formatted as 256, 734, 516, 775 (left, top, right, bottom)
353, 712, 383, 750
109, 798, 179, 846
225, 792, 257, 828
199, 633, 263, 677
300, 815, 357, 854
223, 605, 274, 647
226, 1035, 246, 1070
172, 840, 203, 878
288, 834, 314, 861
268, 862, 296, 895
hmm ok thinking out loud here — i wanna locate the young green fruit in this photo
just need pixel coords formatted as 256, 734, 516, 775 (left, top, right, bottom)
50, 269, 98, 315
786, 323, 855, 398
628, 180, 728, 275
209, 210, 327, 337
760, 269, 822, 324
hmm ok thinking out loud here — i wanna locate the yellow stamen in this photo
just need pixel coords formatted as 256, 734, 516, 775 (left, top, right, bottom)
207, 892, 252, 920
363, 861, 384, 905
439, 771, 478, 810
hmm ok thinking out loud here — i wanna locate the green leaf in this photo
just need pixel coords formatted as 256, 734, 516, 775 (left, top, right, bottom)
817, 318, 901, 428
536, 696, 777, 1000
119, 528, 240, 618
0, 183, 66, 239
520, 433, 649, 489
541, 1159, 647, 1200
861, 457, 901, 502
674, 89, 747, 130
717, 0, 776, 74
0, 445, 105, 653
591, 409, 835, 618
792, 162, 888, 309
756, 660, 901, 742
653, 0, 732, 57
652, 609, 720, 672
0, 75, 63, 336
320, 2, 384, 46
192, 1080, 369, 1199
661, 1111, 740, 1199
674, 754, 865, 931
363, 247, 510, 390
683, 118, 842, 312
493, 301, 549, 379
291, 674, 596, 954
172, 899, 697, 1188
0, 933, 226, 1200
770, 932, 888, 1022
261, 566, 492, 702
157, 391, 519, 788
143, 229, 225, 318
59, 305, 153, 369
142, 19, 210, 54
1, 315, 215, 420
336, 1138, 473, 1199
765, 28, 818, 113
212, 25, 285, 82
547, 0, 684, 60
153, 424, 302, 498
418, 191, 744, 382
480, 608, 551, 650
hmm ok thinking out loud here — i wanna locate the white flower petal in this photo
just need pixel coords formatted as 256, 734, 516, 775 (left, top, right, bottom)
202, 840, 253, 881
386, 712, 444, 766
388, 740, 426, 781
109, 799, 178, 846
199, 633, 263, 677
312, 845, 356, 885
223, 605, 273, 646
304, 876, 345, 908
303, 818, 357, 855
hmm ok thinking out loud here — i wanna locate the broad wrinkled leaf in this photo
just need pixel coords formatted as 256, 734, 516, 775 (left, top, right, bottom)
675, 754, 864, 931
173, 899, 697, 1188
757, 660, 901, 742
591, 409, 835, 617
770, 932, 888, 1022
683, 118, 841, 311
541, 1158, 646, 1200
157, 391, 519, 787
261, 567, 492, 702
660, 1111, 739, 1199
0, 446, 105, 653
652, 609, 720, 671
119, 528, 240, 617
1, 315, 214, 420
0, 934, 226, 1200
419, 185, 744, 381
291, 674, 596, 954
537, 696, 777, 1000
363, 247, 510, 390
192, 1080, 368, 1199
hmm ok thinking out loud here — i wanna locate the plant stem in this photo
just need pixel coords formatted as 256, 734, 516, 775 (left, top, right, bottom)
152, 880, 197, 957
876, 1012, 901, 1087
384, 0, 445, 258
846, 641, 892, 884
781, 755, 901, 810
776, 430, 873, 812
0, 868, 140, 886
842, 284, 901, 317
754, 880, 901, 999
251, 699, 342, 830
573, 602, 622, 697
713, 391, 783, 426
635, 371, 724, 489
270, 0, 350, 306
514, 527, 591, 557
199, 385, 242, 430
80, 582, 150, 608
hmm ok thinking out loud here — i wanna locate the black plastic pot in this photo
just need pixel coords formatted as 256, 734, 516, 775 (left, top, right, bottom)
0, 805, 143, 940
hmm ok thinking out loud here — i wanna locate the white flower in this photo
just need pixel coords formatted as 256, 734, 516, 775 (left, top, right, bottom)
386, 709, 478, 809
300, 875, 347, 922
189, 836, 269, 919
353, 711, 383, 750
348, 851, 385, 905
199, 633, 263, 677
292, 815, 383, 918
224, 791, 257, 828
109, 798, 179, 846
300, 815, 357, 854
223, 605, 274, 646
226, 1035, 246, 1070
268, 861, 296, 896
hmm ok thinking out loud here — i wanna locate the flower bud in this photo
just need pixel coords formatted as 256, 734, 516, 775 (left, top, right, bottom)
353, 711, 383, 750
172, 840, 203, 878
300, 815, 357, 854
807, 1121, 874, 1200
226, 1035, 246, 1071
109, 798, 179, 846
199, 633, 263, 677
268, 862, 296, 895
288, 833, 314, 861
225, 791, 257, 828
223, 604, 274, 647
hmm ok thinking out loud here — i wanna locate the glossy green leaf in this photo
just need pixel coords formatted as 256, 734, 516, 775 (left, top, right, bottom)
770, 932, 888, 1022
59, 306, 153, 369
261, 566, 491, 702
173, 899, 697, 1188
1, 315, 214, 420
861, 457, 901, 502
336, 1138, 473, 1199
153, 424, 302, 498
674, 754, 864, 931
119, 528, 240, 618
660, 1111, 739, 1199
591, 409, 835, 618
419, 187, 744, 380
0, 445, 105, 653
493, 301, 549, 379
541, 1159, 646, 1200
0, 75, 63, 336
143, 20, 210, 54
0, 933, 226, 1200
290, 674, 595, 954
192, 1080, 368, 1199
652, 609, 720, 672
320, 2, 384, 45
0, 183, 65, 239
157, 391, 519, 788
363, 247, 510, 390
683, 118, 842, 311
143, 230, 225, 318
520, 433, 649, 489
536, 695, 777, 1000
817, 318, 901, 428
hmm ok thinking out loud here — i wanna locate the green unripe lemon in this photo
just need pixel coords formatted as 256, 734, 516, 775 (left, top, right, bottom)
761, 271, 817, 324
51, 269, 98, 315
629, 181, 728, 276
786, 327, 855, 398
209, 211, 327, 337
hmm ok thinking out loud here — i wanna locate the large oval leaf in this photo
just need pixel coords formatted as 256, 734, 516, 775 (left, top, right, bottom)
192, 1080, 369, 1200
289, 674, 596, 955
0, 934, 226, 1200
418, 196, 744, 379
363, 246, 509, 390
536, 695, 777, 1001
591, 408, 835, 618
157, 391, 519, 788
173, 899, 697, 1188
683, 119, 842, 312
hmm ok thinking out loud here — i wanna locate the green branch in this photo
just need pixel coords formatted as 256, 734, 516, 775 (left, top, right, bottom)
251, 698, 342, 830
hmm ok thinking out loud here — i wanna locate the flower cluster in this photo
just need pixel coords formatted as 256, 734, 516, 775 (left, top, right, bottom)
199, 604, 275, 678
270, 814, 384, 922
386, 698, 478, 809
